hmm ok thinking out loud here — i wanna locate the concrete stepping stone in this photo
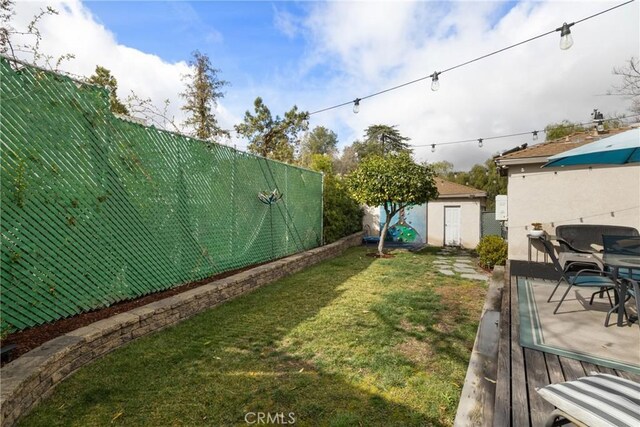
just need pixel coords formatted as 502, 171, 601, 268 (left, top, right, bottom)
438, 269, 455, 276
461, 273, 489, 281
453, 263, 474, 269
454, 267, 477, 274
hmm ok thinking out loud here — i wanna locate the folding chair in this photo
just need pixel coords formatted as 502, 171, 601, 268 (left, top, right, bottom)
537, 237, 615, 314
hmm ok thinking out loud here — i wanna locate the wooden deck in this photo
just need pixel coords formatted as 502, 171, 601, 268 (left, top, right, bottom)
492, 261, 640, 427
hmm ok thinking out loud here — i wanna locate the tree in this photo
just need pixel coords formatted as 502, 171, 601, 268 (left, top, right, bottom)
87, 65, 129, 115
353, 124, 412, 160
234, 97, 308, 163
347, 153, 438, 256
441, 158, 507, 211
0, 0, 13, 55
544, 120, 586, 141
309, 154, 362, 243
0, 2, 73, 70
334, 144, 359, 175
181, 50, 229, 142
429, 160, 454, 177
299, 126, 338, 167
611, 57, 640, 115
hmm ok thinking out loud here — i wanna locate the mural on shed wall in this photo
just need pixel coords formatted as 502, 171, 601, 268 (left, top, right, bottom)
379, 204, 426, 243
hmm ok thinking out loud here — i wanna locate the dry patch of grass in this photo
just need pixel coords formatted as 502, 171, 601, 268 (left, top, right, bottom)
395, 337, 434, 367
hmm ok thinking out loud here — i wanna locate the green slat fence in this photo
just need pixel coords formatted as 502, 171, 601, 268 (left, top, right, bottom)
0, 57, 323, 332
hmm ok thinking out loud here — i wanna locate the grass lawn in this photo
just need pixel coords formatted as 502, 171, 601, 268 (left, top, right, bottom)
20, 246, 487, 427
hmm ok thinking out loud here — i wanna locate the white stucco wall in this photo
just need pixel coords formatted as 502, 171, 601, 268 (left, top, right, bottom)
506, 163, 640, 260
427, 199, 484, 248
362, 205, 380, 237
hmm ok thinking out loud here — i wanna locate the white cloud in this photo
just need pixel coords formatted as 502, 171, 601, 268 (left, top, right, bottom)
6, 0, 640, 167
292, 0, 640, 169
273, 5, 299, 39
8, 0, 241, 146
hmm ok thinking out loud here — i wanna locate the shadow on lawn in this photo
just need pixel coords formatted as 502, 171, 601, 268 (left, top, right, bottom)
20, 247, 451, 427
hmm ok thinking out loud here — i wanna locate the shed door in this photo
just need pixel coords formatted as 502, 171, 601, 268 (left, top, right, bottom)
444, 206, 461, 246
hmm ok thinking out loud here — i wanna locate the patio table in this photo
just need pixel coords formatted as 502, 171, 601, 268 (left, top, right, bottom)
597, 241, 640, 327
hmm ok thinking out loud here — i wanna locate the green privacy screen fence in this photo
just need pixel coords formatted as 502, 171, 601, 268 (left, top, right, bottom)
0, 57, 322, 332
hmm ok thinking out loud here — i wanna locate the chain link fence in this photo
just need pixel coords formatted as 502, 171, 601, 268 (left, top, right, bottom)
0, 58, 322, 332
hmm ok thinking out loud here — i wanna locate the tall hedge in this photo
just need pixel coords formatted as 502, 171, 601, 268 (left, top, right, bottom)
310, 155, 363, 243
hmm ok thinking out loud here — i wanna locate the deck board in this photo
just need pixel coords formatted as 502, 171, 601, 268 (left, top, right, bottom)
492, 267, 511, 427
509, 275, 530, 427
490, 267, 638, 425
544, 353, 565, 384
524, 348, 554, 426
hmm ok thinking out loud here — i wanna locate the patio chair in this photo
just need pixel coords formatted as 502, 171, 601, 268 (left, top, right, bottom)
537, 372, 640, 427
537, 237, 615, 314
555, 225, 639, 254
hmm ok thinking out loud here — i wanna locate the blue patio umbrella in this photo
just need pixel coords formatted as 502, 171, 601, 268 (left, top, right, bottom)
544, 128, 640, 167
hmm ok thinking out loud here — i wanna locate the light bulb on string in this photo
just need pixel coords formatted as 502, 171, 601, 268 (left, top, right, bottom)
557, 22, 574, 50
478, 138, 483, 148
431, 144, 436, 153
430, 72, 440, 92
353, 98, 360, 114
532, 131, 538, 141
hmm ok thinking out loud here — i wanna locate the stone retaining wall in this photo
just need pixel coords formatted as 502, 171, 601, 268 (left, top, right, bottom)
0, 232, 363, 427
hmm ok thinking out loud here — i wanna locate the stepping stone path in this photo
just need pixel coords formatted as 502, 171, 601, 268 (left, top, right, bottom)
435, 248, 489, 281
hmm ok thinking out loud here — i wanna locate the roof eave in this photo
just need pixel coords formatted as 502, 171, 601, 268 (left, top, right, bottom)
438, 193, 487, 199
495, 156, 549, 166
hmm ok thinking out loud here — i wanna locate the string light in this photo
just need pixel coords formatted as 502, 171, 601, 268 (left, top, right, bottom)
352, 98, 360, 114
430, 72, 440, 92
478, 138, 483, 148
557, 22, 574, 50
413, 114, 639, 151
307, 0, 635, 116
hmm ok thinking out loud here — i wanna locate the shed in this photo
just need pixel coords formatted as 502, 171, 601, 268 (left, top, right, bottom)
362, 178, 487, 248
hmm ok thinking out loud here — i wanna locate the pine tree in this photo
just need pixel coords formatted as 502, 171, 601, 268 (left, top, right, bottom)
234, 97, 308, 163
181, 50, 229, 141
87, 66, 129, 115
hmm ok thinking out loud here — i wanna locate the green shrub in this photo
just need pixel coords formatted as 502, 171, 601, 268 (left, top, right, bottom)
476, 235, 507, 269
309, 155, 363, 244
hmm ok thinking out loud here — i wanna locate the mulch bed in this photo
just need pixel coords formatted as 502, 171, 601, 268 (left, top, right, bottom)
365, 253, 395, 258
1, 261, 271, 366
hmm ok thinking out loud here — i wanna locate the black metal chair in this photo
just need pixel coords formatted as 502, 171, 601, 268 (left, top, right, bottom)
537, 236, 615, 314
555, 224, 639, 254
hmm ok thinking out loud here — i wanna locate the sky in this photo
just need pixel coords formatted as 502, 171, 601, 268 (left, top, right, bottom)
7, 0, 640, 170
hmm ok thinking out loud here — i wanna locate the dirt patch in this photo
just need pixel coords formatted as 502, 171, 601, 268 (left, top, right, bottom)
399, 319, 426, 333
433, 322, 454, 334
0, 260, 275, 365
365, 253, 395, 258
433, 285, 486, 331
395, 337, 433, 366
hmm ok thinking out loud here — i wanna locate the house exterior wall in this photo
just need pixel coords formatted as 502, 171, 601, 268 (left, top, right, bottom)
362, 205, 380, 237
426, 198, 484, 248
506, 163, 640, 260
